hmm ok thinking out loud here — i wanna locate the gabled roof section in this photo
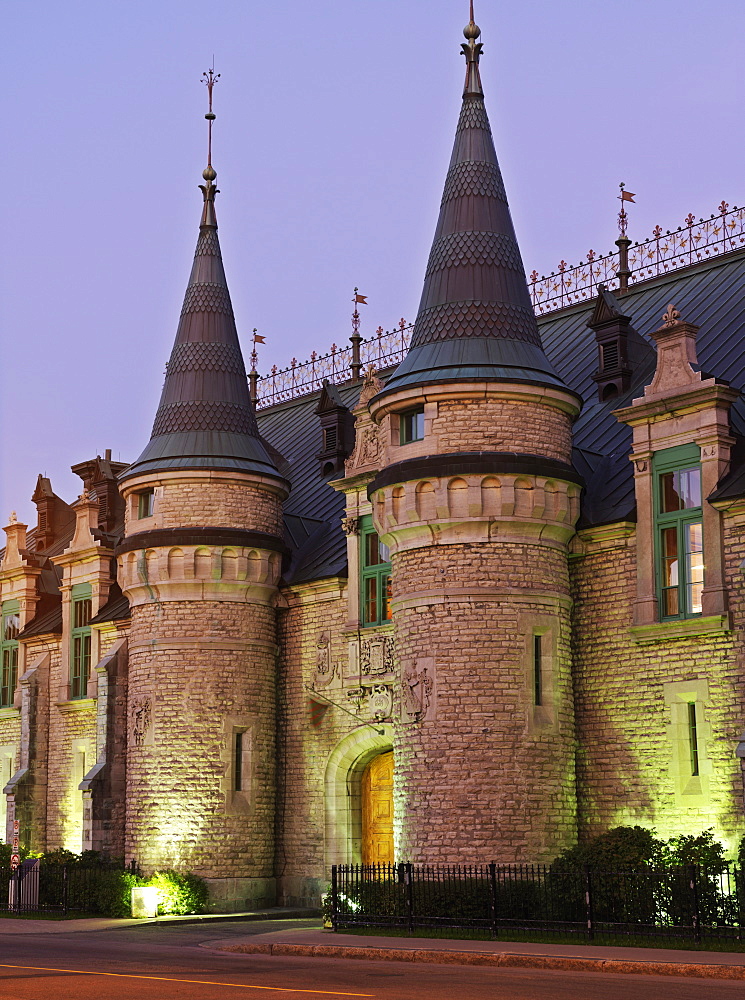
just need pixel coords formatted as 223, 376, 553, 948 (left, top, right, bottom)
121, 167, 286, 488
377, 12, 570, 400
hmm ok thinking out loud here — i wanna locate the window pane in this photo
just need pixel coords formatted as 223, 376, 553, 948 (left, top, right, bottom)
400, 407, 424, 445
382, 575, 392, 621
365, 532, 380, 567
661, 467, 701, 512
686, 521, 704, 614
364, 578, 378, 624
661, 526, 679, 616
679, 468, 702, 509
3, 614, 19, 641
378, 539, 390, 562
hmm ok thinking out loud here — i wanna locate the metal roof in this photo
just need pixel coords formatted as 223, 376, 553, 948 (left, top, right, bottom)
377, 19, 565, 402
257, 247, 745, 574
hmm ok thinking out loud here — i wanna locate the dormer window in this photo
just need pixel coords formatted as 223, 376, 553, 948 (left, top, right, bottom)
137, 489, 154, 519
654, 445, 703, 620
400, 407, 424, 445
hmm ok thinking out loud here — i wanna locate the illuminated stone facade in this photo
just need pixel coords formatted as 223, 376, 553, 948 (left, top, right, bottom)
2, 16, 745, 913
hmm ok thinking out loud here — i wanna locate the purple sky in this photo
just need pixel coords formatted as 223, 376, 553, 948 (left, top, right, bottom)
3, 0, 745, 526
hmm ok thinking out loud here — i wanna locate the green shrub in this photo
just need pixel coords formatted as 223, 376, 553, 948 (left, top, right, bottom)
552, 826, 665, 872
149, 870, 208, 915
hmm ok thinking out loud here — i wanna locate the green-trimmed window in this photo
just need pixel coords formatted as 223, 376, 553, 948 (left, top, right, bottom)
654, 444, 703, 620
400, 407, 424, 445
70, 585, 92, 700
360, 516, 392, 627
137, 489, 154, 519
1, 601, 20, 708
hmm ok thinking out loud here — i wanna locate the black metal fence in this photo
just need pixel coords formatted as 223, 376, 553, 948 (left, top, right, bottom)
0, 861, 137, 916
331, 863, 745, 945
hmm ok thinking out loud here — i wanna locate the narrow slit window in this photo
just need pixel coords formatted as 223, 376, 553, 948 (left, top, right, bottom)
234, 731, 243, 791
688, 703, 700, 776
533, 634, 542, 706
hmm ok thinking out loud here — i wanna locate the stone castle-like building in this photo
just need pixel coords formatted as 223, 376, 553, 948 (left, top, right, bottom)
3, 14, 745, 910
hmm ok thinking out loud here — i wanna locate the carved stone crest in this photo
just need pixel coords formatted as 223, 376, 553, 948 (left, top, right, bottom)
311, 631, 337, 690
358, 367, 384, 406
360, 635, 394, 676
131, 696, 152, 747
367, 684, 393, 722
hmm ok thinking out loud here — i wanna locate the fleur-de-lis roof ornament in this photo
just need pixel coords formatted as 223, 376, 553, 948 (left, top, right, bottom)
8, 511, 17, 524
662, 303, 681, 327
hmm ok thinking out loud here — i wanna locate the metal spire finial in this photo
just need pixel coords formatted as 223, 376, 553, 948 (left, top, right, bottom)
462, 2, 483, 95
199, 65, 221, 224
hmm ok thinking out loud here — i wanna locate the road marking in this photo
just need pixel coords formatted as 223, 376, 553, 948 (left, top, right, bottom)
0, 963, 375, 996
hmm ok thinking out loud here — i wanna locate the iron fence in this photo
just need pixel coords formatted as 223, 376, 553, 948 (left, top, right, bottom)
0, 860, 138, 916
331, 862, 745, 945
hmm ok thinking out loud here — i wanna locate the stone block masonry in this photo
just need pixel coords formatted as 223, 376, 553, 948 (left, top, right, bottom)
125, 600, 277, 877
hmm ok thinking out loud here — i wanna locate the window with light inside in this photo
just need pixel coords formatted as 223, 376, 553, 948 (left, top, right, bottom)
654, 444, 703, 620
360, 515, 392, 626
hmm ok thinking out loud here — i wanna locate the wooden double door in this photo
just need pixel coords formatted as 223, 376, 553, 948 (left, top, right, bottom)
361, 751, 394, 864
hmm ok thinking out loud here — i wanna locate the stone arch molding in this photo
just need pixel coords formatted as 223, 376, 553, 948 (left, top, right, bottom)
324, 724, 394, 868
373, 473, 581, 553
119, 544, 282, 608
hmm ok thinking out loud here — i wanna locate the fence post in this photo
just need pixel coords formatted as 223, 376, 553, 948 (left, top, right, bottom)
62, 866, 68, 916
488, 863, 498, 940
405, 863, 414, 935
688, 864, 701, 943
584, 866, 594, 942
331, 865, 338, 932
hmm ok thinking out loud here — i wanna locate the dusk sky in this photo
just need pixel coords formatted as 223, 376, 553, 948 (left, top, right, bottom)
2, 0, 745, 525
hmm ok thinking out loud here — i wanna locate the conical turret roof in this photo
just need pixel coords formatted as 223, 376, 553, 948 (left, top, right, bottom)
378, 14, 570, 399
121, 170, 285, 486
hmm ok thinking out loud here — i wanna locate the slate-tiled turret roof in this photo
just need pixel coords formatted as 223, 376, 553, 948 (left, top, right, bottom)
120, 166, 284, 485
378, 12, 570, 399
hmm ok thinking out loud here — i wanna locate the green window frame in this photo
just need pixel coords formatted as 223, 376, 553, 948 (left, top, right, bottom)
399, 406, 424, 445
360, 515, 392, 627
0, 601, 20, 709
653, 444, 703, 621
137, 488, 154, 519
70, 584, 92, 700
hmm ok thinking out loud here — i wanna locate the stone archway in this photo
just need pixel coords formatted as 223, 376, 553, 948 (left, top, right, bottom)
324, 724, 393, 868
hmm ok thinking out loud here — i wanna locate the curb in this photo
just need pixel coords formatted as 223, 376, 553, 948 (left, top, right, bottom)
142, 908, 320, 927
215, 942, 745, 981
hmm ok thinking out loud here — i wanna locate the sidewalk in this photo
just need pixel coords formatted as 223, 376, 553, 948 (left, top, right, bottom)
209, 925, 745, 981
0, 908, 317, 934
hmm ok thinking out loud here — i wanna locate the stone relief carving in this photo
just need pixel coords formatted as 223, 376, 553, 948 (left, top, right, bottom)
341, 517, 359, 536
367, 684, 393, 722
402, 658, 435, 722
311, 631, 338, 690
345, 426, 380, 473
358, 367, 384, 406
360, 634, 394, 676
131, 696, 152, 747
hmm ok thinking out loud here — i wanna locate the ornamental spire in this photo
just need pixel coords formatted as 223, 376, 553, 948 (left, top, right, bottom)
377, 10, 570, 401
461, 1, 483, 97
199, 66, 220, 227
121, 72, 285, 487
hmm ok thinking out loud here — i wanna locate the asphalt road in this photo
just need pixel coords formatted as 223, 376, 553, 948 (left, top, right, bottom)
0, 919, 742, 1000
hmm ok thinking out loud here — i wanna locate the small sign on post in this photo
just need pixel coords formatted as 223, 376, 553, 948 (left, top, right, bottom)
11, 820, 19, 870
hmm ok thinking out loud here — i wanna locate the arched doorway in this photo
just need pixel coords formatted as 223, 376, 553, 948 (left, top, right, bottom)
361, 751, 394, 864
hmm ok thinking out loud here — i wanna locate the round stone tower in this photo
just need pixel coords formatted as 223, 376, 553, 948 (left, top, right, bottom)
117, 129, 289, 908
367, 13, 582, 863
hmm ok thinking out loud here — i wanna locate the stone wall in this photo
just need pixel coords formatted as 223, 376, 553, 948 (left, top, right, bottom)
432, 397, 573, 463
391, 540, 577, 863
570, 520, 745, 851
125, 599, 277, 883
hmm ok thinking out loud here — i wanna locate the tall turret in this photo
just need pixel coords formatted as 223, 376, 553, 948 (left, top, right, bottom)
117, 73, 288, 910
367, 9, 582, 862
